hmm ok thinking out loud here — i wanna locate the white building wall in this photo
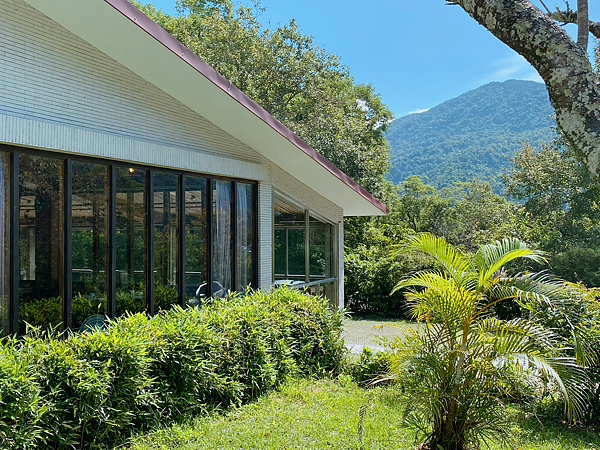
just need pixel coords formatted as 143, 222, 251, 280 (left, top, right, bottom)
0, 0, 347, 304
0, 0, 268, 174
257, 181, 273, 289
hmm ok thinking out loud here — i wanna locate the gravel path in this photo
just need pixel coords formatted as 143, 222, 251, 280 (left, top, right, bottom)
342, 318, 419, 354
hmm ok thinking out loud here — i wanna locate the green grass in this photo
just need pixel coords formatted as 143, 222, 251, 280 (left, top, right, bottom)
126, 378, 600, 450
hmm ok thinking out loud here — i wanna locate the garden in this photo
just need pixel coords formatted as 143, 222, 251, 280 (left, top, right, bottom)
3, 233, 600, 450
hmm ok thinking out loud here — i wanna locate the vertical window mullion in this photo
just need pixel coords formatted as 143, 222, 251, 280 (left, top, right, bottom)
62, 159, 73, 331
9, 152, 19, 334
177, 174, 185, 307
146, 170, 154, 316
107, 165, 117, 319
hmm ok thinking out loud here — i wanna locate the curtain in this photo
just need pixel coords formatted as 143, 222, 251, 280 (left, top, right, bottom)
213, 180, 232, 294
236, 183, 252, 290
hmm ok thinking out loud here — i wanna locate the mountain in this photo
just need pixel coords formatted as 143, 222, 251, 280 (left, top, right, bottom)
385, 80, 555, 192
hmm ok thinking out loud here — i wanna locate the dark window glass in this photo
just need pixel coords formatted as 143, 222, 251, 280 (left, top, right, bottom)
71, 162, 108, 330
273, 196, 305, 281
153, 172, 179, 311
212, 180, 232, 296
184, 176, 207, 304
19, 154, 63, 333
115, 167, 146, 316
309, 215, 333, 281
236, 183, 254, 291
0, 153, 8, 335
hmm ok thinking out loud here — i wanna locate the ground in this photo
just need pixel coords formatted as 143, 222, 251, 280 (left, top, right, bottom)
342, 318, 418, 354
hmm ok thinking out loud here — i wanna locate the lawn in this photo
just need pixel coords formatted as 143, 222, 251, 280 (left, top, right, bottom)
342, 317, 419, 354
127, 378, 600, 450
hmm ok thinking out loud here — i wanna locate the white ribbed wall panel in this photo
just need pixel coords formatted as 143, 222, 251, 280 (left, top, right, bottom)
0, 0, 267, 168
257, 180, 273, 288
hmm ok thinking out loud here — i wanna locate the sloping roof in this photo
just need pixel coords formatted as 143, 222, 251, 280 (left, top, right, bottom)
22, 0, 388, 216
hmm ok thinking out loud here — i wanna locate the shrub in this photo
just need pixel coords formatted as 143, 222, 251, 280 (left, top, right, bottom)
0, 288, 345, 449
344, 347, 391, 385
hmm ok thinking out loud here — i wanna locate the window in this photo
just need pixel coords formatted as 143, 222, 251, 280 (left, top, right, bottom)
184, 176, 207, 303
19, 154, 64, 334
115, 167, 147, 316
153, 172, 179, 312
71, 161, 108, 330
0, 145, 258, 336
0, 153, 8, 334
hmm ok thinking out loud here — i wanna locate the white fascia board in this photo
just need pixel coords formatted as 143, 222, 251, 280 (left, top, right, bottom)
22, 0, 386, 216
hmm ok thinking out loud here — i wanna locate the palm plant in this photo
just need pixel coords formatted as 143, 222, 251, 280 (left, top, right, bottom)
388, 233, 588, 450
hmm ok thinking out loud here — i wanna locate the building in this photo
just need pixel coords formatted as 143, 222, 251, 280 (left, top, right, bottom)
0, 0, 387, 335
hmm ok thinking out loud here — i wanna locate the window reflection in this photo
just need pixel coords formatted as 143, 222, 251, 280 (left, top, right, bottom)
212, 180, 232, 296
115, 167, 146, 316
0, 154, 8, 335
184, 176, 207, 304
236, 183, 254, 291
153, 172, 179, 311
309, 215, 333, 281
71, 162, 108, 330
274, 196, 305, 282
19, 154, 63, 333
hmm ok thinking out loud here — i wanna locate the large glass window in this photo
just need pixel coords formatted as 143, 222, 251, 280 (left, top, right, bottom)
153, 172, 179, 311
274, 196, 305, 281
212, 180, 232, 296
236, 183, 254, 291
71, 162, 108, 330
184, 176, 207, 304
309, 215, 333, 281
0, 153, 8, 334
0, 145, 258, 335
115, 167, 146, 316
19, 154, 64, 334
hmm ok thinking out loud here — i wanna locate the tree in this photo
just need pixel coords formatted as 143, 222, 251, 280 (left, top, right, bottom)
388, 233, 588, 450
134, 1, 394, 201
446, 0, 600, 179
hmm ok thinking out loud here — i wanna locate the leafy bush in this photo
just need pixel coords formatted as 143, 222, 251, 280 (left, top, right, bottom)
0, 288, 345, 449
344, 347, 391, 385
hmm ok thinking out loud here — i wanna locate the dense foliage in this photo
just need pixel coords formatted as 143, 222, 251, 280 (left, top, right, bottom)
386, 80, 555, 192
386, 234, 589, 450
0, 289, 345, 449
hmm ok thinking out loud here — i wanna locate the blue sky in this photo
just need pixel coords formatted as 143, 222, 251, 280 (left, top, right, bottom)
146, 0, 598, 118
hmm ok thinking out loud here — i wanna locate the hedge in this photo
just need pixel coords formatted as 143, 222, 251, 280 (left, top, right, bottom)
0, 288, 345, 449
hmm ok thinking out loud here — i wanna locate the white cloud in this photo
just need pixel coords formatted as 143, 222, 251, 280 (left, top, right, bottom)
409, 108, 430, 114
480, 54, 543, 84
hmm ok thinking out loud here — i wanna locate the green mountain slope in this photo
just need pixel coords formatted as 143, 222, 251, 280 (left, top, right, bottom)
386, 80, 555, 192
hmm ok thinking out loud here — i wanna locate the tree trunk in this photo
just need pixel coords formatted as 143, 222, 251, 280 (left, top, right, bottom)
577, 0, 589, 50
450, 0, 600, 178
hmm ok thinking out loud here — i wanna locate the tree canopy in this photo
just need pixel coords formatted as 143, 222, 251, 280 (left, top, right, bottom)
447, 0, 600, 179
133, 0, 394, 201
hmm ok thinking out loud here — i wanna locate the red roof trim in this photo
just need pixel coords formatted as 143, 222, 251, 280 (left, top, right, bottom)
103, 0, 388, 215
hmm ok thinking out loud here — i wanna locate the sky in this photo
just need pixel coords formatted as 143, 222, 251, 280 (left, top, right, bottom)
145, 0, 598, 118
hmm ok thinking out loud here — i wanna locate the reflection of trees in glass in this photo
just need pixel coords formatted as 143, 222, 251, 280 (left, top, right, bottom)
153, 172, 178, 313
71, 161, 108, 328
0, 153, 7, 335
273, 196, 305, 280
18, 154, 63, 333
185, 177, 207, 296
309, 218, 333, 280
115, 168, 146, 316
